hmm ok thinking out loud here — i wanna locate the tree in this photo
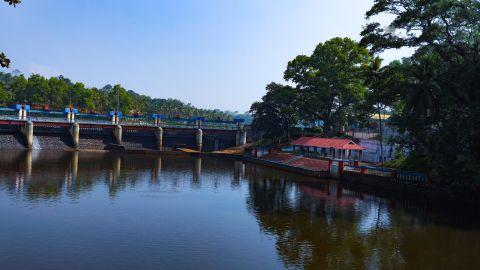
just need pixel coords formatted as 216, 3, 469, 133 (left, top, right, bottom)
361, 0, 480, 62
48, 76, 70, 108
25, 74, 50, 104
361, 0, 480, 187
9, 74, 27, 103
284, 37, 372, 133
0, 82, 13, 104
362, 56, 387, 165
105, 85, 129, 114
250, 83, 298, 141
1, 0, 21, 68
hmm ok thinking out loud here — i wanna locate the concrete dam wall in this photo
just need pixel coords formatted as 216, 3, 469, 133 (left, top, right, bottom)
0, 121, 243, 152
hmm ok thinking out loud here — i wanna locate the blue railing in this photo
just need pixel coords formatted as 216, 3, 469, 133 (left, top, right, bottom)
0, 107, 241, 130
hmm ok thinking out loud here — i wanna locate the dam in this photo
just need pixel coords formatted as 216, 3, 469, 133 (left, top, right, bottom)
0, 108, 247, 151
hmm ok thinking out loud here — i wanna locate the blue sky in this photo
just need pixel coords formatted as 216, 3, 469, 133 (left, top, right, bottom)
0, 0, 413, 112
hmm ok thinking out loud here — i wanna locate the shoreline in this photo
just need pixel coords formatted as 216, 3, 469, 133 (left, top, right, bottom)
201, 151, 480, 207
14, 148, 480, 206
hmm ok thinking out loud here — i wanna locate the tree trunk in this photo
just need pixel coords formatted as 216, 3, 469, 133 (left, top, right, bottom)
378, 104, 384, 167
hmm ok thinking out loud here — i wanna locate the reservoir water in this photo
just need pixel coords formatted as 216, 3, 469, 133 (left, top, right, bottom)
0, 150, 479, 269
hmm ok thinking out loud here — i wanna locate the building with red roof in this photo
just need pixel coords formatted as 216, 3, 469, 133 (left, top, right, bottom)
291, 137, 364, 160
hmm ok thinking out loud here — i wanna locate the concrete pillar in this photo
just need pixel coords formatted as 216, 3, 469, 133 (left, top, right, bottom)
236, 131, 241, 146
22, 121, 34, 149
155, 127, 163, 150
236, 129, 247, 146
196, 129, 203, 152
241, 129, 247, 145
114, 125, 122, 145
70, 123, 80, 149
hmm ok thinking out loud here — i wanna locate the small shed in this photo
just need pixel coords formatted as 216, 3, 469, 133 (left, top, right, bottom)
291, 137, 364, 160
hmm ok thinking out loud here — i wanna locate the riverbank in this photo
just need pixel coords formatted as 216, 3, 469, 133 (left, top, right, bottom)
203, 151, 480, 206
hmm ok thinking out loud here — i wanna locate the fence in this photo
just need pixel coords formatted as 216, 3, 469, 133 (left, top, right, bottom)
342, 163, 430, 187
395, 170, 430, 186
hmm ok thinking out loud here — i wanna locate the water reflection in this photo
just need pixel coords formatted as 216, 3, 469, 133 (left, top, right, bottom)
244, 166, 480, 269
193, 157, 202, 186
0, 151, 479, 269
151, 156, 162, 183
0, 151, 244, 200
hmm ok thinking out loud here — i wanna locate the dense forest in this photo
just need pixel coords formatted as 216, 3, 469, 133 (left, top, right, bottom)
251, 0, 480, 187
0, 71, 242, 121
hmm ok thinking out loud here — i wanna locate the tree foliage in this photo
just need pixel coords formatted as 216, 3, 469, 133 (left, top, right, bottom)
285, 38, 372, 133
0, 72, 234, 120
251, 37, 372, 140
361, 0, 480, 187
4, 0, 20, 6
250, 83, 298, 140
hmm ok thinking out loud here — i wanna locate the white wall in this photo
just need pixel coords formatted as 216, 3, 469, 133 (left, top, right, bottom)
359, 139, 396, 163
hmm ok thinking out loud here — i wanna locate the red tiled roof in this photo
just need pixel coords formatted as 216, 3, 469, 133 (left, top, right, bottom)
291, 137, 364, 151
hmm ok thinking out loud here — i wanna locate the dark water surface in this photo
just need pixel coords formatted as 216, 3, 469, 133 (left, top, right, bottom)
0, 151, 479, 270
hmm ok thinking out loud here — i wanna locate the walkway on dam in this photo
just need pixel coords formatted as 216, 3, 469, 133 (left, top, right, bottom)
0, 110, 242, 130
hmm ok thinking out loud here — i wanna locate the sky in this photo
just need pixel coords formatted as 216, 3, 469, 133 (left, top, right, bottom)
0, 0, 414, 112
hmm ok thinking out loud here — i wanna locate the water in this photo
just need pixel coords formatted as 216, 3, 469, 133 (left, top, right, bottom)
31, 135, 42, 150
0, 151, 479, 270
